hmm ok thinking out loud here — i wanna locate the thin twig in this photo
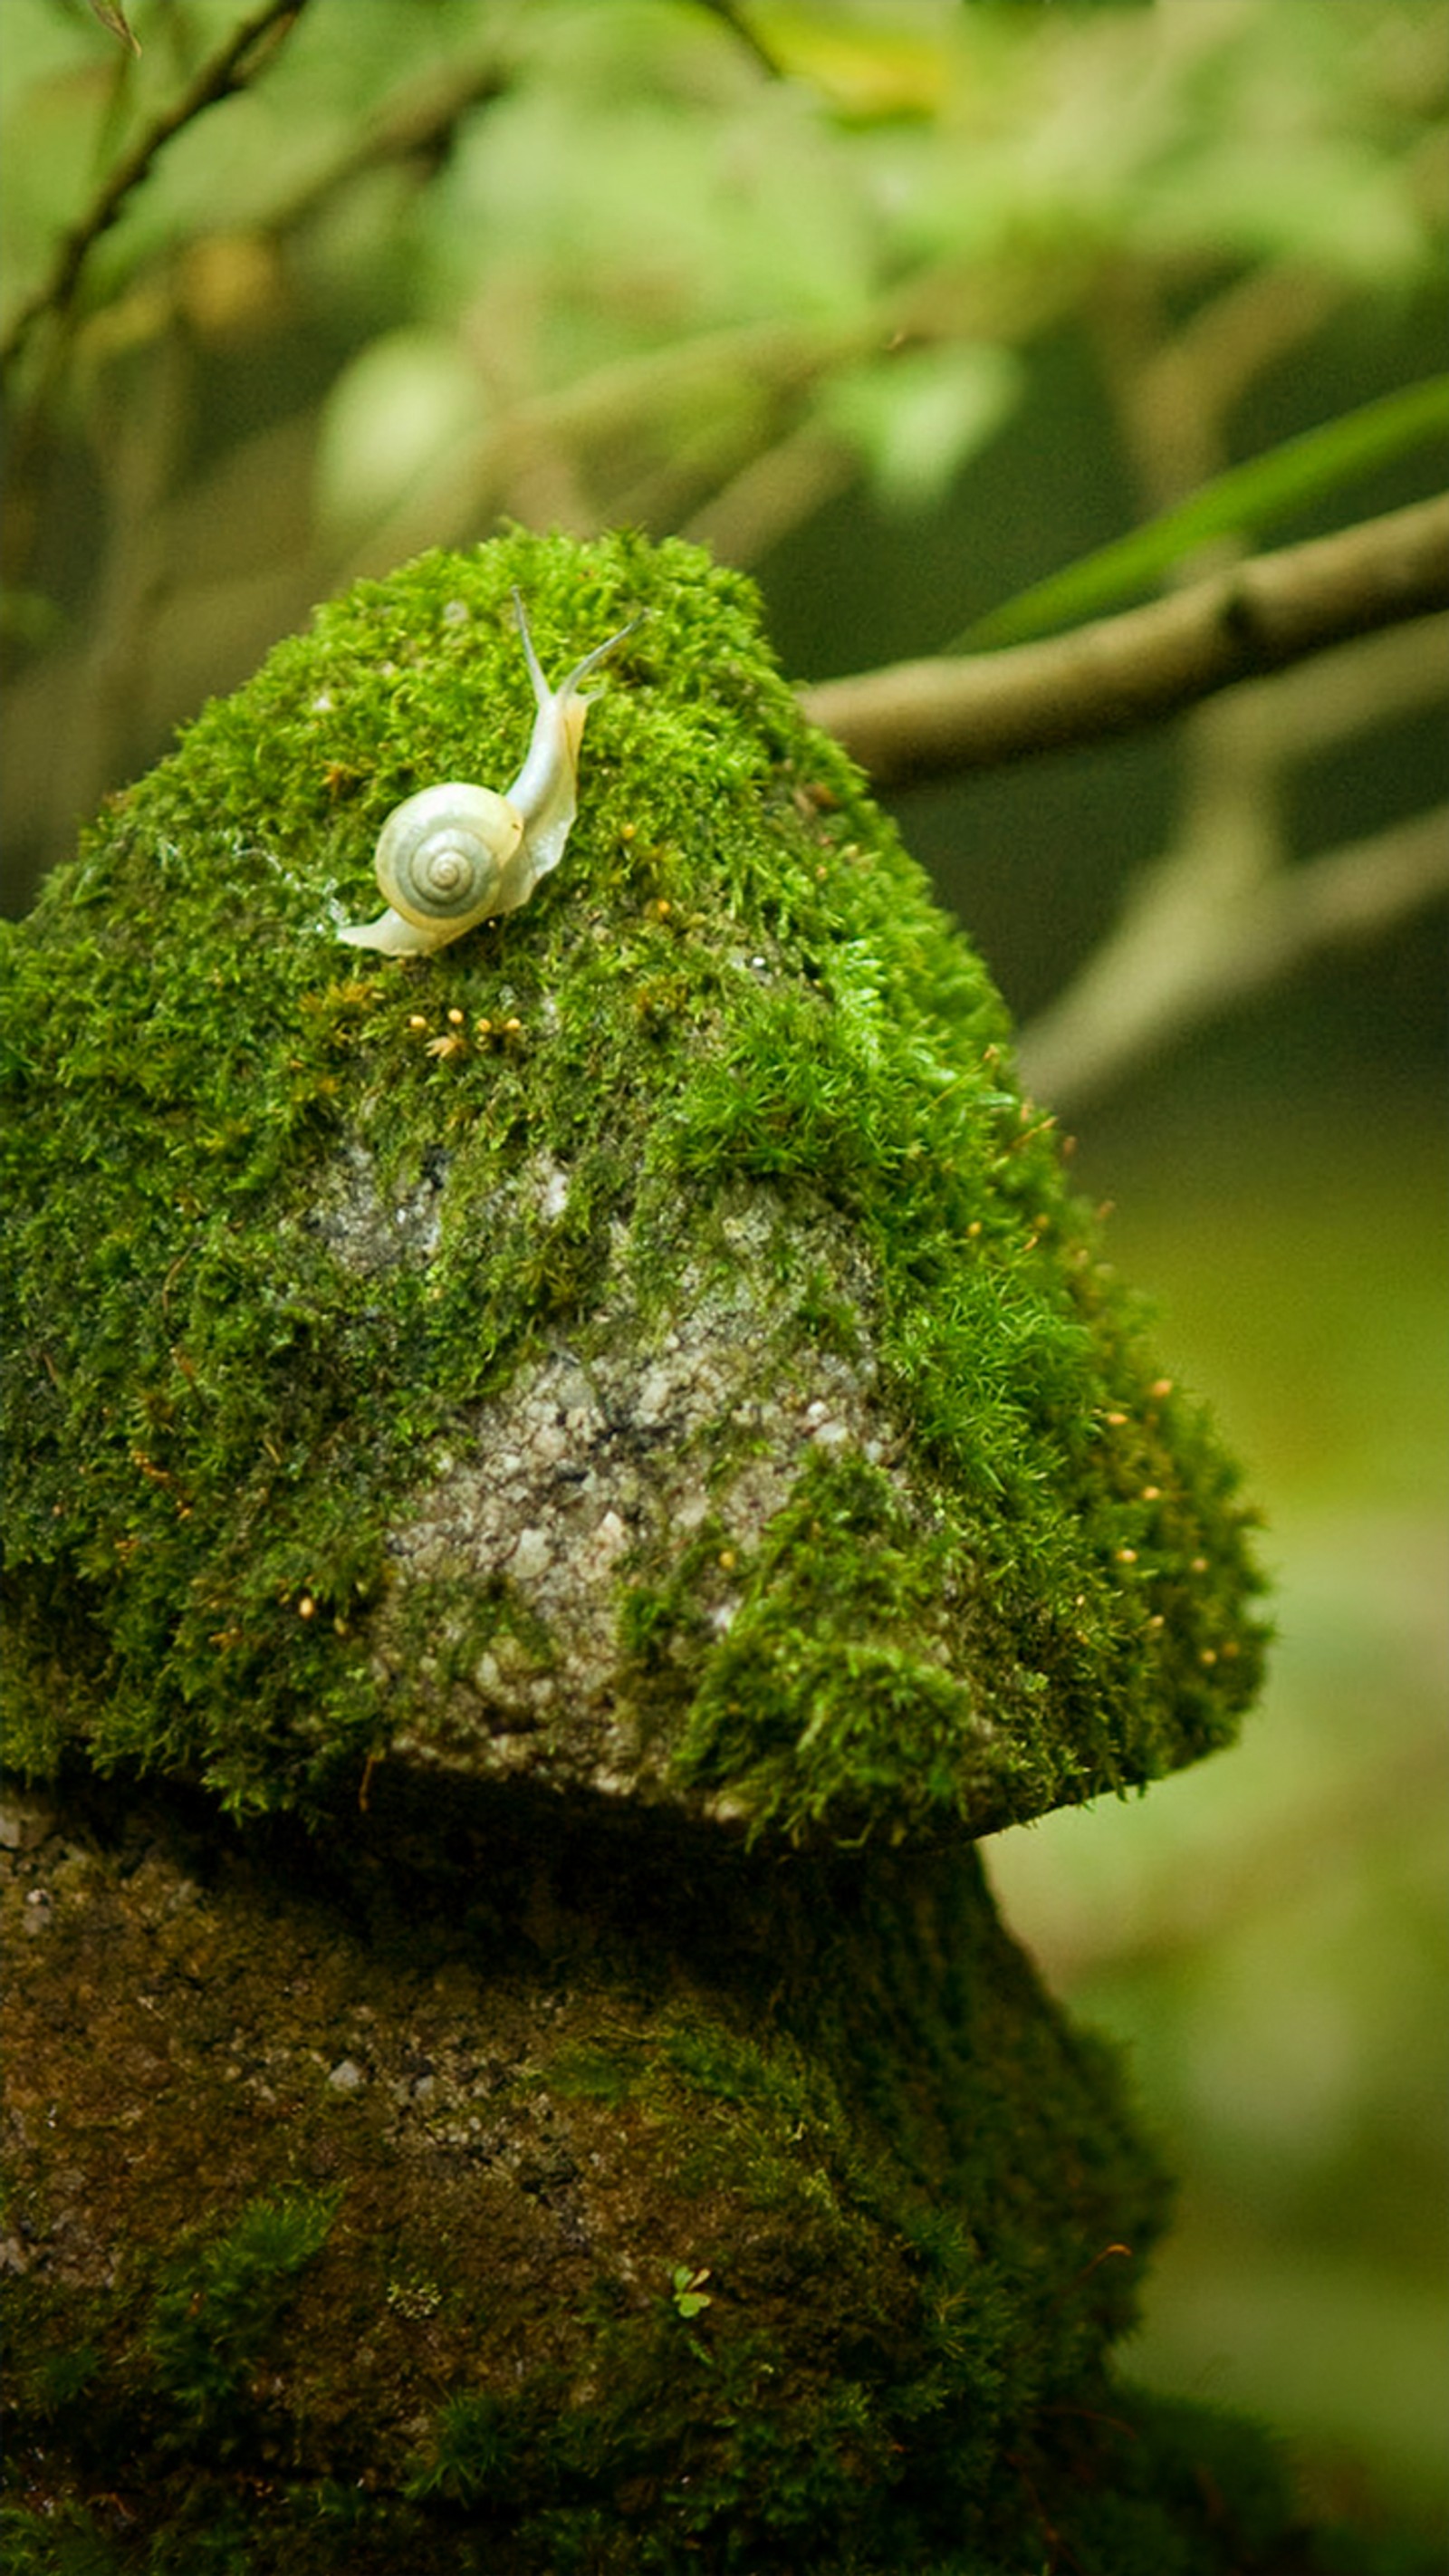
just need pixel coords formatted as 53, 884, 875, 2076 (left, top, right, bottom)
1, 0, 314, 374
801, 494, 1449, 788
688, 0, 785, 80
681, 420, 857, 564
1017, 802, 1449, 1114
263, 53, 511, 235
1233, 610, 1449, 763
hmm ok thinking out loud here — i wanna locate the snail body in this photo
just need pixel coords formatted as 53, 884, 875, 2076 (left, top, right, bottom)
339, 592, 637, 956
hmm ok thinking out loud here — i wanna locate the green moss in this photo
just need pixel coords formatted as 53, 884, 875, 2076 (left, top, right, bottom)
1, 529, 1265, 1833
143, 2186, 342, 2450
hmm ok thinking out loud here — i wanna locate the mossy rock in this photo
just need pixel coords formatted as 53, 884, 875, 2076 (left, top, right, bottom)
0, 1771, 1336, 2576
0, 529, 1265, 1837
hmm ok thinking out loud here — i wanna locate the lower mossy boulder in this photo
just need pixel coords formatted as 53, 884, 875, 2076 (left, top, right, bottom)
0, 1772, 1350, 2576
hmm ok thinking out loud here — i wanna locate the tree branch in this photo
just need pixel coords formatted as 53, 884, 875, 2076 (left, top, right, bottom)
1, 0, 314, 375
801, 493, 1449, 787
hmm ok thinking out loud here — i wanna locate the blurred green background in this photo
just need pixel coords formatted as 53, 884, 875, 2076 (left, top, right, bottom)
3, 0, 1445, 2545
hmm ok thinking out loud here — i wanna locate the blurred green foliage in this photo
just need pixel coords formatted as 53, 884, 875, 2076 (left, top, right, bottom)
989, 1072, 1448, 2545
3, 0, 1445, 905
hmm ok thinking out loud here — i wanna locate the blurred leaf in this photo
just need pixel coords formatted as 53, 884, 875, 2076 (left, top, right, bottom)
0, 587, 64, 652
749, 5, 951, 117
954, 375, 1449, 648
315, 328, 483, 537
85, 0, 139, 54
821, 341, 1022, 513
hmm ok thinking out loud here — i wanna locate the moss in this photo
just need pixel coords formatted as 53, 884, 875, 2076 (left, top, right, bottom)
142, 2186, 342, 2452
2, 530, 1265, 1836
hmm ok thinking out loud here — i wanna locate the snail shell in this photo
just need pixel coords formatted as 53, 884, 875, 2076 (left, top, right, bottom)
369, 784, 523, 953
338, 592, 638, 957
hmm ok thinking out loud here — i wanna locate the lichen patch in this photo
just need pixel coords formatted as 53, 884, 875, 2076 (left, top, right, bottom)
308, 1137, 447, 1272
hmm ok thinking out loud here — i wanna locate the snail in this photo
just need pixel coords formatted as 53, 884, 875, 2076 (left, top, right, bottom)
338, 591, 639, 956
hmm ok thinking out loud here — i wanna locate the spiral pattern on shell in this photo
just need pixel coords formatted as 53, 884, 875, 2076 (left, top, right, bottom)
373, 782, 523, 931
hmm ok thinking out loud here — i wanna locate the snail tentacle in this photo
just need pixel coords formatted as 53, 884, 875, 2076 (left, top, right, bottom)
504, 591, 641, 886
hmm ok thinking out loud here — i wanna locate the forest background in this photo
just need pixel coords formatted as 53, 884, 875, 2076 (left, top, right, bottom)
2, 0, 1445, 2547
